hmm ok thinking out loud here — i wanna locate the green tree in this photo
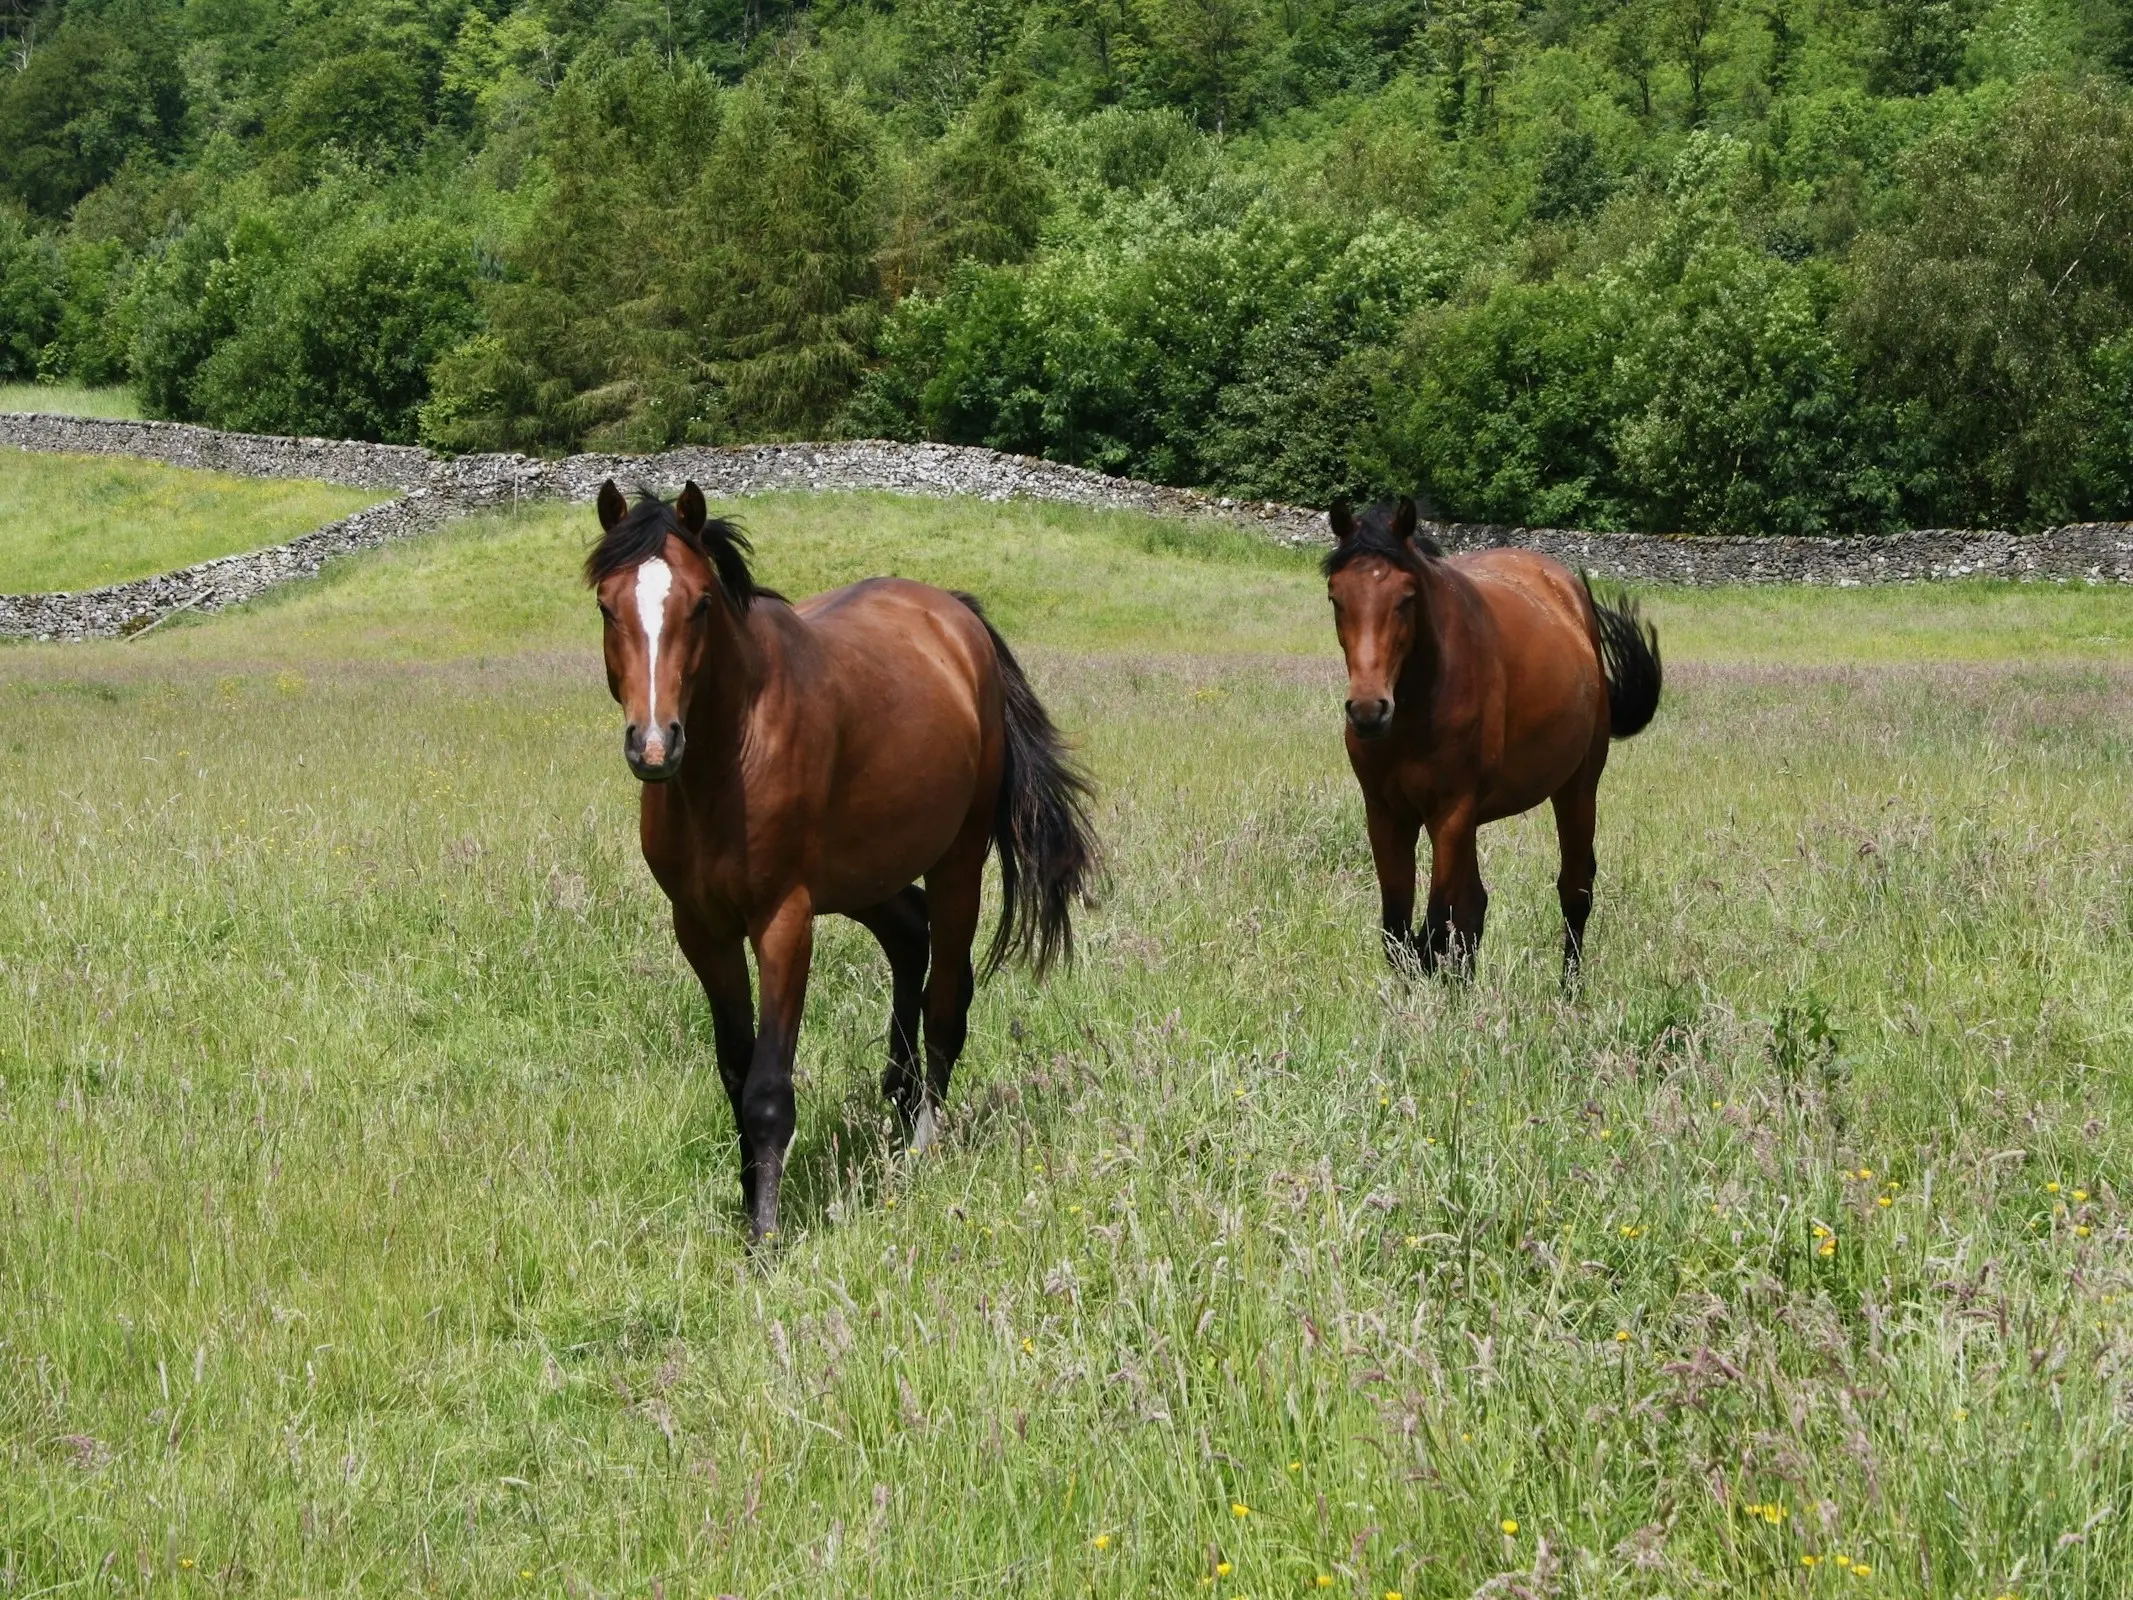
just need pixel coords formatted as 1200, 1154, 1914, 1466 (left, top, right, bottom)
0, 11, 185, 218
1845, 80, 2133, 526
1663, 0, 1726, 123
423, 48, 723, 454
703, 67, 884, 437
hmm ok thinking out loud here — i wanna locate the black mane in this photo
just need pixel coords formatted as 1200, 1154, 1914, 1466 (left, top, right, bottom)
582, 487, 771, 608
1322, 500, 1445, 577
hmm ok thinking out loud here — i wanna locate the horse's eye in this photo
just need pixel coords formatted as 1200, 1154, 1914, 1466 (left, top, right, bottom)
694, 595, 713, 616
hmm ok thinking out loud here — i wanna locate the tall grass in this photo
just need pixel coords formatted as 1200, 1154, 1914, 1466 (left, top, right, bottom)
0, 448, 386, 593
0, 495, 2129, 1596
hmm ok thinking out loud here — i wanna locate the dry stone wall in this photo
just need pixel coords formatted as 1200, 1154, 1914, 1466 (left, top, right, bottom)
4, 411, 2130, 641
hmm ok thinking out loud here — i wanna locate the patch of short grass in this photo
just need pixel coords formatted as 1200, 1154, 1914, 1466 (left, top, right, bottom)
98, 489, 2133, 667
0, 381, 143, 420
0, 447, 386, 592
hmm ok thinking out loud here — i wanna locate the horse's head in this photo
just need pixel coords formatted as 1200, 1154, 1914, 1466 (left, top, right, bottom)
1325, 497, 1432, 741
586, 479, 756, 782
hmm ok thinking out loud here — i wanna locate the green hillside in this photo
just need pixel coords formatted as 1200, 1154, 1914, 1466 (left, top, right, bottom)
3, 0, 2131, 534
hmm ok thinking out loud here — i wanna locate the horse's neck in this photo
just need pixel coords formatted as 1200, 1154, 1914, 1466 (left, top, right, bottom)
1403, 563, 1451, 694
684, 601, 774, 753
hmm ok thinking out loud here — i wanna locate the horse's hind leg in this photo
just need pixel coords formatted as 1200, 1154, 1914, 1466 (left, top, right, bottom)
851, 886, 931, 1129
916, 833, 988, 1147
1551, 759, 1602, 985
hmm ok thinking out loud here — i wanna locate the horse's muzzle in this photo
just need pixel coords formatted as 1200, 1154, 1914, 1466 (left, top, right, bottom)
1346, 697, 1394, 740
624, 720, 686, 781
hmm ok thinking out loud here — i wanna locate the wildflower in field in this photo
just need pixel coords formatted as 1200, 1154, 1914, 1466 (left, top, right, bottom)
1802, 1556, 1819, 1568
1386, 1591, 1403, 1600
1819, 1238, 1837, 1257
1833, 1554, 1851, 1569
1022, 1338, 1034, 1353
1233, 1502, 1251, 1518
179, 1560, 196, 1571
1092, 1534, 1112, 1550
1614, 1329, 1630, 1342
2047, 1181, 2061, 1193
885, 1197, 898, 1210
1852, 1564, 1872, 1577
1500, 1519, 1519, 1535
1289, 1460, 1302, 1472
519, 1570, 533, 1581
1406, 1235, 1422, 1249
1316, 1577, 1334, 1588
1876, 1195, 1891, 1208
1218, 1561, 1234, 1576
2074, 1190, 2089, 1202
1953, 1407, 1968, 1421
2076, 1225, 2091, 1237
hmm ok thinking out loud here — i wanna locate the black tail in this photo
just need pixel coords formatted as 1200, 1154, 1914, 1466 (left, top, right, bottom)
955, 595, 1100, 978
1584, 577, 1663, 739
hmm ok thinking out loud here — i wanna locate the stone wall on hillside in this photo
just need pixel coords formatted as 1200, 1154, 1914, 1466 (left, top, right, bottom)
4, 410, 2131, 640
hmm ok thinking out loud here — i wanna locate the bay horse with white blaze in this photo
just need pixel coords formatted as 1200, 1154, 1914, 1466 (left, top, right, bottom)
587, 481, 1097, 1242
1325, 498, 1661, 980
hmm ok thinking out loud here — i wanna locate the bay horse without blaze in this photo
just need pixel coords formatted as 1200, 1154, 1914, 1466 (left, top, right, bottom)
1325, 498, 1662, 980
587, 481, 1097, 1242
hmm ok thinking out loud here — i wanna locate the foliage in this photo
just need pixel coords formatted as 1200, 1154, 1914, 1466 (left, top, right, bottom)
2, 0, 2132, 521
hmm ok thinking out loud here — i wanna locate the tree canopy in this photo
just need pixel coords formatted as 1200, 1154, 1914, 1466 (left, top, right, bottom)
4, 0, 2132, 529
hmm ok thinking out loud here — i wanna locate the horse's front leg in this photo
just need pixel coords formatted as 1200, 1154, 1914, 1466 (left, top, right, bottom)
743, 891, 814, 1244
673, 907, 757, 1216
1363, 797, 1423, 969
1423, 808, 1486, 979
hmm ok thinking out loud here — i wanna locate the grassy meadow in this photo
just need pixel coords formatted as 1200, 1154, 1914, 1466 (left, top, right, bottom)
0, 448, 386, 593
1, 492, 2130, 1598
0, 384, 145, 421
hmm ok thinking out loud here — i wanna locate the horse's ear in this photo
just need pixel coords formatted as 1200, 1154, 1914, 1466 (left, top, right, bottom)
1328, 500, 1354, 546
675, 481, 707, 537
596, 479, 627, 533
1394, 495, 1419, 544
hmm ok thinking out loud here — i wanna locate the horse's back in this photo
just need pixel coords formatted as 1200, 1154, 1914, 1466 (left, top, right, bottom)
787, 578, 1003, 909
1445, 548, 1607, 809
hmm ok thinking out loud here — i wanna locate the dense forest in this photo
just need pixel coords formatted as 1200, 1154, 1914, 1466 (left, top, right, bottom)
2, 0, 2131, 530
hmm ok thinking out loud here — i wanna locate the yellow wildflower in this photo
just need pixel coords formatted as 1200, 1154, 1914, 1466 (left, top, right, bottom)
1852, 1565, 1873, 1578
1876, 1196, 1892, 1208
2074, 1190, 2089, 1202
1953, 1407, 1969, 1421
1233, 1502, 1251, 1519
1289, 1460, 1302, 1472
1614, 1329, 1630, 1343
2076, 1224, 2091, 1237
1802, 1556, 1820, 1568
2047, 1181, 2062, 1194
1218, 1562, 1234, 1577
1092, 1534, 1112, 1550
1500, 1519, 1519, 1536
1316, 1579, 1334, 1590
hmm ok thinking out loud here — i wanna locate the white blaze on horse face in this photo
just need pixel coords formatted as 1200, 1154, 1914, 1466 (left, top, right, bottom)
635, 557, 674, 761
